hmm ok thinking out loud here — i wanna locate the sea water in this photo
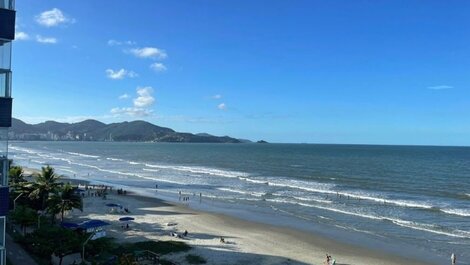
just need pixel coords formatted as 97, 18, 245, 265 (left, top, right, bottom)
9, 141, 470, 264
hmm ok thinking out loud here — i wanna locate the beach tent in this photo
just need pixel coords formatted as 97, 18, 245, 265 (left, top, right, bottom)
105, 203, 121, 208
118, 217, 135, 222
78, 219, 110, 229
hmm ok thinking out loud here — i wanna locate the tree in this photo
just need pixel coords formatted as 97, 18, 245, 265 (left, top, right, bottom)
10, 205, 38, 235
28, 165, 62, 211
9, 165, 26, 186
48, 183, 83, 223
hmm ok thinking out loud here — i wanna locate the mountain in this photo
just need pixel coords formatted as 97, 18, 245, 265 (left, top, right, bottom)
10, 118, 241, 143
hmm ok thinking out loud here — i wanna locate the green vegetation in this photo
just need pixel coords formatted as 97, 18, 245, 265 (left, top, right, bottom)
186, 254, 207, 264
8, 164, 193, 265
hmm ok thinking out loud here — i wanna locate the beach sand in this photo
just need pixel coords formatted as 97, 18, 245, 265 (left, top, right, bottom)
63, 186, 429, 265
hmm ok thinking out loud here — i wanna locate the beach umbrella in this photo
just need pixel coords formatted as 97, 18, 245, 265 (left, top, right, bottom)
119, 217, 135, 222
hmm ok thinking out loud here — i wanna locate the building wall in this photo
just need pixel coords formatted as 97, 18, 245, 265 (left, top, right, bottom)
0, 1, 15, 264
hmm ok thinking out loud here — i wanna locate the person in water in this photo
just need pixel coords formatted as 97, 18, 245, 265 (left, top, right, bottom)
451, 253, 456, 265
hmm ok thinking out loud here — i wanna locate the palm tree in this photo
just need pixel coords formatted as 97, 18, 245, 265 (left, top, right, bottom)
9, 165, 26, 186
48, 183, 83, 222
28, 165, 62, 211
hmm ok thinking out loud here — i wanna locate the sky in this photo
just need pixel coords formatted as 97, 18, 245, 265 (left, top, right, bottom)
11, 0, 470, 145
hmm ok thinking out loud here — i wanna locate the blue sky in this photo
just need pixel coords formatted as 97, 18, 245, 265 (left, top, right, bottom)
11, 0, 470, 145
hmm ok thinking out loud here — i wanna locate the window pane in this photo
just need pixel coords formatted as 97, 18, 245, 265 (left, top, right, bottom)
0, 128, 7, 158
0, 42, 12, 70
0, 71, 11, 98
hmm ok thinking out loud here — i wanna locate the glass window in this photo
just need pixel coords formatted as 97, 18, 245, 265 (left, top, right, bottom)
0, 70, 11, 98
0, 0, 14, 9
0, 41, 12, 70
0, 158, 6, 186
0, 128, 7, 158
0, 217, 4, 247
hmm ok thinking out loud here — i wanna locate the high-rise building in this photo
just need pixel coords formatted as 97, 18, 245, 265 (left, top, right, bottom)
0, 0, 15, 264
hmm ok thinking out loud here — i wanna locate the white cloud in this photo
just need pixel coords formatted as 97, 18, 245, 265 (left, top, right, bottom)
111, 86, 156, 117
134, 87, 155, 107
212, 94, 222, 99
217, 103, 227, 110
427, 85, 453, 90
119, 94, 129, 99
15, 31, 29, 40
105, 68, 138, 80
108, 39, 136, 46
130, 47, 167, 59
36, 8, 74, 27
110, 107, 153, 117
36, 35, 57, 44
150, 62, 167, 72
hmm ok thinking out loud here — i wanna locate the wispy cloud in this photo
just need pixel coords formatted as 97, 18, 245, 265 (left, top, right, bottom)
150, 62, 167, 72
427, 85, 453, 90
110, 107, 153, 117
36, 8, 74, 27
129, 47, 167, 59
36, 35, 57, 44
217, 103, 227, 110
105, 68, 138, 80
108, 39, 136, 46
111, 87, 156, 117
15, 31, 30, 40
212, 94, 222, 99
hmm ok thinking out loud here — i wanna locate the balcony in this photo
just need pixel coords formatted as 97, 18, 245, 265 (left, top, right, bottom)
0, 7, 15, 41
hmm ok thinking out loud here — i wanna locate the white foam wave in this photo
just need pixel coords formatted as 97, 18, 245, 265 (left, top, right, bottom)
239, 177, 269, 184
293, 196, 332, 204
67, 152, 100, 158
267, 198, 470, 239
441, 209, 470, 217
268, 179, 432, 210
106, 157, 124, 161
145, 163, 248, 179
143, 168, 160, 173
217, 187, 265, 197
129, 161, 140, 165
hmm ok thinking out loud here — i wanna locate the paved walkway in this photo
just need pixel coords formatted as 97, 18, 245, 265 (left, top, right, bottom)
5, 233, 38, 265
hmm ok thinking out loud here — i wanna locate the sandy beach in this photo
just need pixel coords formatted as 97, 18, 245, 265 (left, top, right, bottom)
61, 184, 430, 265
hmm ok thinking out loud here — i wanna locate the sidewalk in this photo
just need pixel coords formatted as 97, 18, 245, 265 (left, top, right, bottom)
5, 233, 38, 265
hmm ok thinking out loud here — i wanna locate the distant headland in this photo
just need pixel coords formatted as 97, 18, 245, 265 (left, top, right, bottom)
9, 118, 248, 143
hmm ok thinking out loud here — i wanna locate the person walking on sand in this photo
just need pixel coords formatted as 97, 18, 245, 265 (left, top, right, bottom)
451, 253, 456, 265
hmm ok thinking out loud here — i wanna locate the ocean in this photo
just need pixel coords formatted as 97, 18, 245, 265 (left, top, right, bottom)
9, 141, 470, 264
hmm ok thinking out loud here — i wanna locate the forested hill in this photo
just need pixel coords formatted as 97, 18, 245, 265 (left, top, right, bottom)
10, 118, 243, 143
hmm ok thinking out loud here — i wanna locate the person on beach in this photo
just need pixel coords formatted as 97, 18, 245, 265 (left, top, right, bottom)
451, 253, 456, 265
183, 230, 188, 237
325, 254, 330, 265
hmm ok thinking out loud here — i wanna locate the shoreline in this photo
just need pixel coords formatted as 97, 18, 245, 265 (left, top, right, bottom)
19, 168, 434, 265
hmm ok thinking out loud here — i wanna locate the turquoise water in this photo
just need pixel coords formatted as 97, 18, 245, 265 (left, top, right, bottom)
9, 141, 470, 264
